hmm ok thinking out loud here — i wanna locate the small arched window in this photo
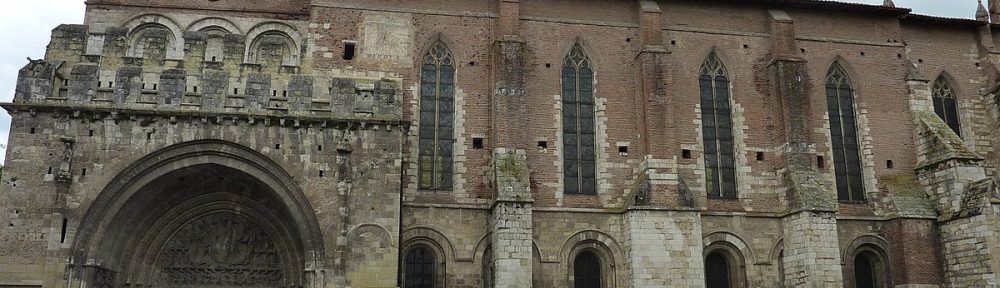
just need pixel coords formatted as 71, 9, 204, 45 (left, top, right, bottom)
417, 39, 455, 190
573, 251, 602, 288
826, 63, 865, 202
932, 76, 961, 137
404, 246, 436, 288
699, 52, 737, 199
562, 42, 597, 195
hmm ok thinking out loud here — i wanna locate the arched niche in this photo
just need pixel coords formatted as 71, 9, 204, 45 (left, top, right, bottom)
245, 22, 303, 66
122, 14, 185, 60
68, 140, 325, 287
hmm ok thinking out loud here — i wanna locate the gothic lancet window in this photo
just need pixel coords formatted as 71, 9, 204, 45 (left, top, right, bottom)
418, 39, 455, 190
700, 52, 737, 198
826, 63, 865, 202
932, 76, 961, 137
562, 43, 597, 195
404, 246, 436, 288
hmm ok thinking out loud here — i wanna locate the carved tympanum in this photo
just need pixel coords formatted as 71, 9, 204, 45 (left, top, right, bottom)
154, 212, 284, 287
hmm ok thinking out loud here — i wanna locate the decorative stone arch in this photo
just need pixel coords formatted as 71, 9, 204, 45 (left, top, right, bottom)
400, 227, 454, 288
122, 13, 185, 59
695, 46, 735, 77
187, 17, 243, 35
560, 229, 626, 288
703, 232, 751, 288
560, 37, 598, 71
245, 21, 303, 66
67, 140, 326, 287
842, 235, 892, 288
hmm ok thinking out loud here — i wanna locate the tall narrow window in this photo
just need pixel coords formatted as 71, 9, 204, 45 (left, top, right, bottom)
699, 52, 737, 198
826, 63, 865, 202
932, 75, 961, 137
574, 251, 602, 288
418, 39, 455, 190
562, 43, 597, 195
404, 246, 436, 288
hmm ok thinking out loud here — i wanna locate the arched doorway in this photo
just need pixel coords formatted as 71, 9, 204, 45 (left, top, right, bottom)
403, 245, 436, 288
573, 251, 602, 288
68, 140, 325, 287
705, 251, 731, 288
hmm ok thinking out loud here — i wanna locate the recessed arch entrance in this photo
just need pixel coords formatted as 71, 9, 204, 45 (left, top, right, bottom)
67, 140, 325, 287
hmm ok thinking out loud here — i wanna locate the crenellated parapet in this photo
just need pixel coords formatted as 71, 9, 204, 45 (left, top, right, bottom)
8, 23, 403, 127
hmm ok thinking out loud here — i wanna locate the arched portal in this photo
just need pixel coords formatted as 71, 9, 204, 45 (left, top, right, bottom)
68, 140, 325, 287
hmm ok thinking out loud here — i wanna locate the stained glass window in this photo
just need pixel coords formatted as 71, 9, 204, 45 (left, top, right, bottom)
699, 52, 737, 199
932, 76, 961, 137
562, 43, 597, 195
826, 63, 865, 202
418, 39, 455, 190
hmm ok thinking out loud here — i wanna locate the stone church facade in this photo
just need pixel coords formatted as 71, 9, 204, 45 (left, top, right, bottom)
4, 0, 1000, 287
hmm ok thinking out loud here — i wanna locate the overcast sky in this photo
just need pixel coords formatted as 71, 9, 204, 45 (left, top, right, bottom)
0, 0, 979, 163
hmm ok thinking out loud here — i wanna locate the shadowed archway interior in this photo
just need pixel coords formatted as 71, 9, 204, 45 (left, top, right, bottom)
88, 163, 307, 287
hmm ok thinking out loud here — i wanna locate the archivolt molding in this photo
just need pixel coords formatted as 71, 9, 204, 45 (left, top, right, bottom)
841, 234, 890, 265
558, 229, 625, 265
70, 140, 326, 270
703, 231, 758, 264
122, 13, 185, 59
400, 226, 457, 263
187, 17, 243, 35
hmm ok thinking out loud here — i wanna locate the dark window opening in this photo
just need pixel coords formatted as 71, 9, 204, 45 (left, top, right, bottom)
417, 39, 456, 190
826, 63, 865, 202
152, 83, 157, 90
618, 145, 628, 156
193, 86, 198, 93
81, 168, 87, 176
89, 130, 94, 137
233, 88, 239, 94
742, 44, 749, 49
30, 128, 35, 134
932, 76, 962, 137
574, 251, 601, 288
538, 141, 548, 150
283, 90, 288, 97
343, 41, 356, 60
319, 170, 324, 177
562, 43, 597, 195
700, 52, 737, 199
473, 137, 484, 149
625, 37, 631, 42
404, 246, 435, 288
705, 252, 731, 288
682, 149, 692, 159
147, 132, 152, 140
756, 152, 764, 161
275, 144, 280, 149
60, 218, 68, 243
817, 156, 825, 169
886, 160, 894, 169
317, 145, 323, 151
